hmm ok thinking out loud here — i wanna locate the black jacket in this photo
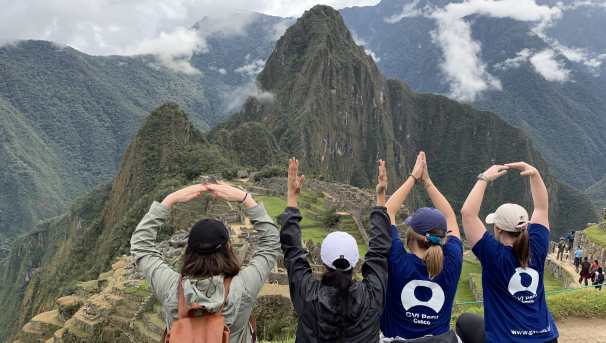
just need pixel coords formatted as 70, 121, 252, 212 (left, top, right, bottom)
279, 206, 391, 343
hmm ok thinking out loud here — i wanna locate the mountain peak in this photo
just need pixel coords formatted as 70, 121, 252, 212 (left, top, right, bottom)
258, 5, 377, 92
102, 103, 206, 227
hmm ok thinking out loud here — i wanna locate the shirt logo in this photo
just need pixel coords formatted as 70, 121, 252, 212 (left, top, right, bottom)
401, 280, 445, 313
508, 267, 539, 296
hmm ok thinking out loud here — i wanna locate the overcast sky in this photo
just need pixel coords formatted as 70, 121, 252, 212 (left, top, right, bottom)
0, 0, 380, 56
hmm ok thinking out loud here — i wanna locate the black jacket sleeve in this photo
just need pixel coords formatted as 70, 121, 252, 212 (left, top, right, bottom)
361, 206, 391, 312
279, 207, 317, 314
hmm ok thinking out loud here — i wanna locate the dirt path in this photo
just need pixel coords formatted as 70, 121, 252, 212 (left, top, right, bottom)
557, 318, 606, 342
547, 253, 581, 287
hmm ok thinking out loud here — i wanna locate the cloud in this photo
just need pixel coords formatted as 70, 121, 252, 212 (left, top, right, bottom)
495, 48, 571, 82
428, 0, 562, 102
124, 27, 203, 74
270, 20, 293, 40
495, 48, 532, 70
531, 1, 606, 70
224, 81, 275, 112
529, 49, 570, 82
0, 1, 379, 73
234, 59, 266, 76
351, 31, 381, 62
384, 0, 426, 23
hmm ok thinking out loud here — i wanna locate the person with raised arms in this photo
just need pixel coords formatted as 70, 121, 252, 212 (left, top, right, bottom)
130, 182, 280, 342
380, 151, 463, 343
279, 158, 391, 343
458, 162, 558, 343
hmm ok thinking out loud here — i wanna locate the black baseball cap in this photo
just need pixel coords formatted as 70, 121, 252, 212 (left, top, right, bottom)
187, 219, 230, 254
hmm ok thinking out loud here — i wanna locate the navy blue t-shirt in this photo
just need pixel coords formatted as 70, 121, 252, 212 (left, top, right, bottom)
380, 225, 463, 339
472, 224, 559, 343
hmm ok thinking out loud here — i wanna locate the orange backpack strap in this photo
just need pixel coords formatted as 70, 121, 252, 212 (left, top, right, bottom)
177, 275, 189, 319
249, 317, 257, 343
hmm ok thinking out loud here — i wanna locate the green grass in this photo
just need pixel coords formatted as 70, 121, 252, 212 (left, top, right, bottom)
544, 271, 563, 292
257, 194, 328, 244
455, 255, 482, 302
548, 287, 606, 319
584, 224, 606, 249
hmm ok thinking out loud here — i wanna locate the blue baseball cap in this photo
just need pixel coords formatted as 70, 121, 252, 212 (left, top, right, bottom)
405, 207, 447, 235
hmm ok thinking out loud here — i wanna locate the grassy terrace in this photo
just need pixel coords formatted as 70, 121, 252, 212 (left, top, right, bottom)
256, 191, 370, 256
584, 224, 606, 248
257, 192, 329, 245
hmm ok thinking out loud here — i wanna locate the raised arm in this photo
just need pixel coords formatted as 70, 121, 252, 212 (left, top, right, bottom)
280, 158, 315, 313
130, 184, 208, 305
460, 165, 509, 246
362, 160, 391, 307
205, 183, 281, 296
386, 152, 425, 224
421, 152, 460, 238
505, 162, 549, 228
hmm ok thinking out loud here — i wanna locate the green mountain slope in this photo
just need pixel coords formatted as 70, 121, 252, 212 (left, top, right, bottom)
216, 5, 597, 237
587, 177, 606, 211
0, 41, 214, 237
0, 103, 233, 340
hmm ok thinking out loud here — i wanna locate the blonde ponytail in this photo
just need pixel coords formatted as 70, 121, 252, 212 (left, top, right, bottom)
406, 229, 446, 278
424, 245, 444, 278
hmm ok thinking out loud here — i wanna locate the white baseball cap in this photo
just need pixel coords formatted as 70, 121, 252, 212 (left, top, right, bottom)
486, 203, 529, 232
320, 231, 359, 271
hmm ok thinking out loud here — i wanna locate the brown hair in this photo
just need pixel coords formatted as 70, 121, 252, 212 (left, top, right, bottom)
406, 229, 446, 278
181, 243, 241, 278
506, 229, 530, 268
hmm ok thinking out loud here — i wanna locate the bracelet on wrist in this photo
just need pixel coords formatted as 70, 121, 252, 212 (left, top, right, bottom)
409, 174, 418, 183
240, 192, 249, 203
477, 173, 490, 183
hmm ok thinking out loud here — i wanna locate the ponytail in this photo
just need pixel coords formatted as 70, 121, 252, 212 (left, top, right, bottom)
424, 245, 444, 278
512, 229, 530, 268
407, 229, 446, 279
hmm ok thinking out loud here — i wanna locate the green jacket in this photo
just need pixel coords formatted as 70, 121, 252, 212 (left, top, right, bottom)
130, 201, 280, 343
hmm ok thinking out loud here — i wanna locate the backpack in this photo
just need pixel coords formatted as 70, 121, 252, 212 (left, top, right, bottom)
164, 276, 232, 343
598, 273, 605, 284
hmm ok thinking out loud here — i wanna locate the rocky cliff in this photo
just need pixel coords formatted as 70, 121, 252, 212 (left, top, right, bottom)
215, 5, 596, 236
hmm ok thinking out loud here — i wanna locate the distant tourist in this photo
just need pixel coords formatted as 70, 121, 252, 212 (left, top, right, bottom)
566, 231, 575, 252
379, 151, 463, 343
557, 237, 566, 261
574, 247, 583, 272
130, 182, 281, 343
590, 259, 600, 283
579, 257, 592, 286
594, 267, 604, 291
279, 158, 391, 343
459, 162, 558, 343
